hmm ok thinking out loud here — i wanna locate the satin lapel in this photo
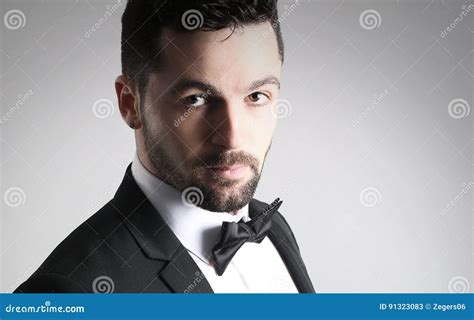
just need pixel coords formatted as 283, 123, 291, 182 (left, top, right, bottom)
112, 164, 213, 293
249, 199, 316, 293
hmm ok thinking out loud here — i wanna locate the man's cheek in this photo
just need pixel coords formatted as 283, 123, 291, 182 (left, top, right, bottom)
181, 124, 210, 150
255, 129, 273, 155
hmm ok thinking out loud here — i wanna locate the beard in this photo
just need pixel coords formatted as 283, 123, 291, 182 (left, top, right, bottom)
142, 119, 269, 213
187, 150, 263, 212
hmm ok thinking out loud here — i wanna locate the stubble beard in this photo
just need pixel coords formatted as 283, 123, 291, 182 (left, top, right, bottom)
141, 118, 269, 213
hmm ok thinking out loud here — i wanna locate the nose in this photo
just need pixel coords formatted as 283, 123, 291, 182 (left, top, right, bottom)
210, 100, 244, 149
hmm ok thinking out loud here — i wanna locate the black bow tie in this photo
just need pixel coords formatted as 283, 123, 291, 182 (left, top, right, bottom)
211, 198, 283, 276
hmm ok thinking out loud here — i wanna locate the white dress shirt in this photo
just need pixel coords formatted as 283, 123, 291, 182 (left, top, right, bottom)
131, 153, 298, 293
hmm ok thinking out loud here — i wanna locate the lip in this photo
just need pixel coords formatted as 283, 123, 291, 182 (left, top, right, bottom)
207, 164, 249, 180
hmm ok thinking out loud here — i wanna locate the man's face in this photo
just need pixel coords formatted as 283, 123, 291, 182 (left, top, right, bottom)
140, 22, 281, 213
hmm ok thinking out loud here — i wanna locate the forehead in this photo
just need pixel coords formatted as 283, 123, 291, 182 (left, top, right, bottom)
152, 22, 281, 91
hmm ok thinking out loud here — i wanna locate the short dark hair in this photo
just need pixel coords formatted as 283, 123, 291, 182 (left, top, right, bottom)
121, 0, 284, 93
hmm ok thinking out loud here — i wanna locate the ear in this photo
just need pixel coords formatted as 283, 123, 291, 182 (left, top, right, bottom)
115, 75, 142, 129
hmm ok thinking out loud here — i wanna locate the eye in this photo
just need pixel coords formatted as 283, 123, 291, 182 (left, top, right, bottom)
245, 92, 270, 106
180, 94, 207, 108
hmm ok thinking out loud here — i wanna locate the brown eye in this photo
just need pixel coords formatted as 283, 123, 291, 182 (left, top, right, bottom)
246, 92, 270, 105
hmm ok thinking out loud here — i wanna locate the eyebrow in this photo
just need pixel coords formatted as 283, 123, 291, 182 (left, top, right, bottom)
172, 79, 221, 96
170, 75, 280, 96
247, 75, 280, 92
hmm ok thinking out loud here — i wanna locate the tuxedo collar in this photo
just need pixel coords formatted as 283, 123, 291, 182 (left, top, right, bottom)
112, 164, 213, 292
112, 163, 314, 293
130, 153, 249, 264
111, 164, 179, 261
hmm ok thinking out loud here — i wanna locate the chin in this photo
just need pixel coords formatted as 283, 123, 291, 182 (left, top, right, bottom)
199, 194, 249, 213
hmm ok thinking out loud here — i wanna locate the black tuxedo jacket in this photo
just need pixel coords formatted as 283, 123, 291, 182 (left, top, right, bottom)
14, 164, 315, 293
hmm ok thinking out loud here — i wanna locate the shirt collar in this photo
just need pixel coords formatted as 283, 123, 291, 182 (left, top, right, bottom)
131, 153, 250, 264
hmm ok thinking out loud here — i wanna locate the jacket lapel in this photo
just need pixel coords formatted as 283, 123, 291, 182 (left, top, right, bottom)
159, 245, 213, 293
112, 164, 213, 293
249, 199, 316, 293
113, 164, 314, 293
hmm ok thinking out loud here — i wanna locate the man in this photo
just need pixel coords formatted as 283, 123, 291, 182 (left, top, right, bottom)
15, 0, 314, 293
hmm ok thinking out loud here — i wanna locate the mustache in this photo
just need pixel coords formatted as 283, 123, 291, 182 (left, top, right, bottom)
197, 151, 259, 169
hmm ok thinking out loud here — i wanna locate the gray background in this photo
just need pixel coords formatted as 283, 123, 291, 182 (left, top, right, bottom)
1, 0, 472, 293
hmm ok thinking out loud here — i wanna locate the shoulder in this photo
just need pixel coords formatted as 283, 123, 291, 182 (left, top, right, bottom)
14, 200, 130, 292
